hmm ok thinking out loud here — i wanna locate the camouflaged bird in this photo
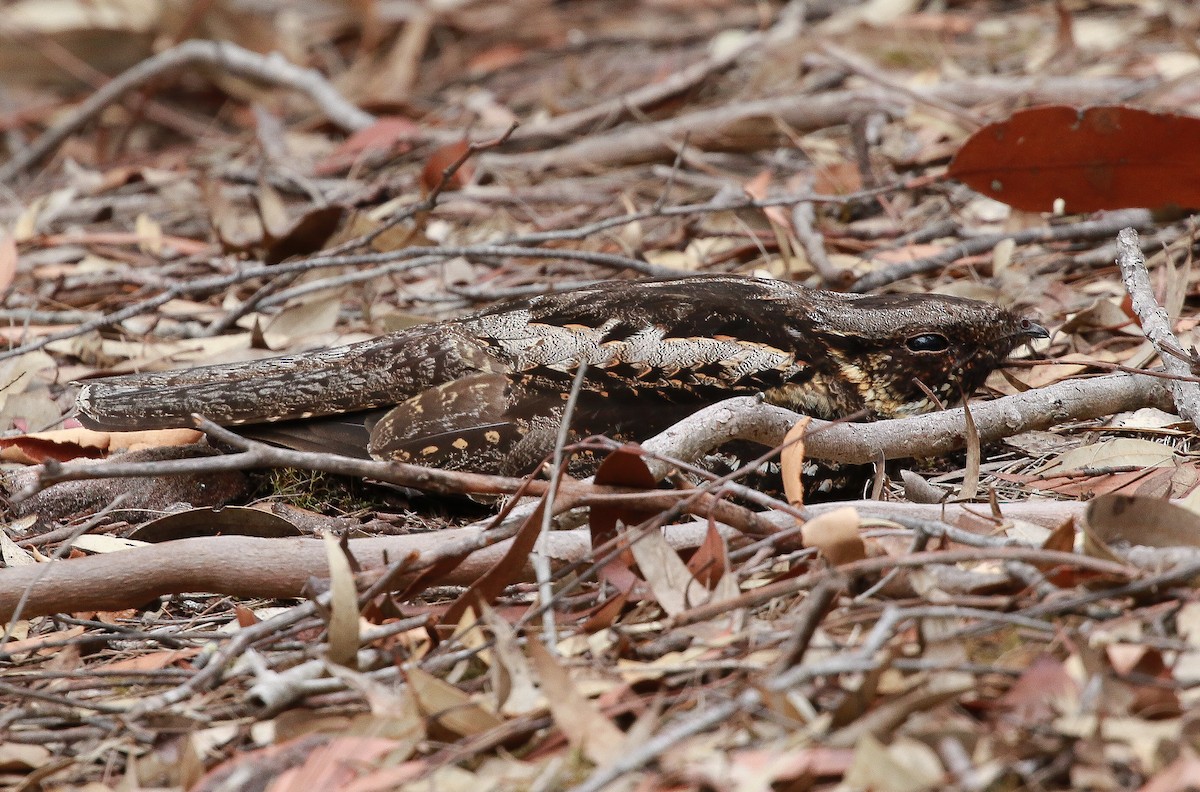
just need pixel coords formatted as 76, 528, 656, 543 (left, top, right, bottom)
75, 275, 1047, 476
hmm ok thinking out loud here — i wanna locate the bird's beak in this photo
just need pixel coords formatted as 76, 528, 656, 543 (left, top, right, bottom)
1021, 319, 1050, 339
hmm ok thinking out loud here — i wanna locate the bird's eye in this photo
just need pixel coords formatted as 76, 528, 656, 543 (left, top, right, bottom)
906, 333, 951, 353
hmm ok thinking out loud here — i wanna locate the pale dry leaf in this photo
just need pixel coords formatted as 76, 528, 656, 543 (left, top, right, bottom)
323, 666, 425, 754
0, 743, 52, 772
626, 524, 695, 616
135, 213, 163, 255
255, 181, 291, 239
478, 602, 542, 717
960, 400, 980, 500
321, 531, 360, 669
0, 389, 63, 433
0, 529, 35, 566
262, 293, 344, 349
72, 535, 147, 553
406, 667, 502, 737
842, 733, 945, 792
0, 231, 16, 293
800, 507, 864, 566
1039, 438, 1176, 475
526, 639, 625, 766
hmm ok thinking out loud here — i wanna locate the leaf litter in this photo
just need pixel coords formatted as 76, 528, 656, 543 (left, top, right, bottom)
4, 1, 1200, 790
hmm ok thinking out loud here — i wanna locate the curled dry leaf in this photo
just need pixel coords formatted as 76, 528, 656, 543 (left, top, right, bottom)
322, 531, 361, 669
1085, 492, 1200, 550
779, 417, 811, 507
800, 507, 865, 566
0, 427, 203, 463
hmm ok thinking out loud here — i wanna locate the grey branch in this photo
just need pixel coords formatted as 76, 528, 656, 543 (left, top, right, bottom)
1115, 227, 1200, 427
0, 40, 374, 183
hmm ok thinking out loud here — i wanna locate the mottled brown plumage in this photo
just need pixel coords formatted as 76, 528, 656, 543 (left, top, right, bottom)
75, 275, 1047, 475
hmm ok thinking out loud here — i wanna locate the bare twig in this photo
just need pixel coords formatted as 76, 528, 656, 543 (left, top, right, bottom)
1115, 226, 1200, 426
536, 362, 588, 647
0, 40, 374, 183
852, 209, 1156, 292
511, 4, 804, 144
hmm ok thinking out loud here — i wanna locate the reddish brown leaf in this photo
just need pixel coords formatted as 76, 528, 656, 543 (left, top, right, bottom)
995, 654, 1078, 724
263, 205, 347, 265
315, 116, 420, 175
948, 105, 1200, 213
440, 498, 547, 626
579, 590, 630, 633
589, 445, 658, 548
420, 139, 474, 194
685, 521, 728, 589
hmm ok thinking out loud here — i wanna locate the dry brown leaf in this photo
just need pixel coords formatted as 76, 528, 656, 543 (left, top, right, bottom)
960, 400, 980, 500
406, 667, 502, 739
527, 639, 625, 766
800, 507, 865, 566
1086, 493, 1200, 550
0, 427, 202, 463
478, 602, 541, 717
1039, 438, 1176, 475
262, 294, 345, 350
779, 417, 811, 507
0, 231, 16, 293
626, 524, 698, 616
322, 531, 361, 669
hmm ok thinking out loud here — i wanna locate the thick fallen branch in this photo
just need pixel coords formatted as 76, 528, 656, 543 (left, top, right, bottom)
642, 371, 1172, 468
483, 76, 1155, 174
0, 523, 719, 622
0, 497, 1151, 623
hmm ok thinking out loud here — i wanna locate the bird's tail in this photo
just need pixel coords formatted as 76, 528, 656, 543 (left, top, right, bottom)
74, 324, 501, 432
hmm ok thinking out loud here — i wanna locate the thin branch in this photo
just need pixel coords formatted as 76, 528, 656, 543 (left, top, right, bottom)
0, 40, 374, 183
1115, 226, 1200, 426
852, 209, 1157, 292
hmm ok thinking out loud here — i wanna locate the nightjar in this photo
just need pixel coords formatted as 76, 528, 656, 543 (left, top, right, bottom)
75, 275, 1047, 484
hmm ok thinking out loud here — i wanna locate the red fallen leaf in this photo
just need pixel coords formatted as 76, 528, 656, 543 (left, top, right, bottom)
440, 497, 547, 627
467, 43, 527, 74
420, 139, 474, 194
0, 435, 105, 463
590, 446, 659, 595
315, 115, 420, 175
685, 520, 728, 589
590, 445, 658, 548
948, 105, 1200, 213
994, 653, 1078, 724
